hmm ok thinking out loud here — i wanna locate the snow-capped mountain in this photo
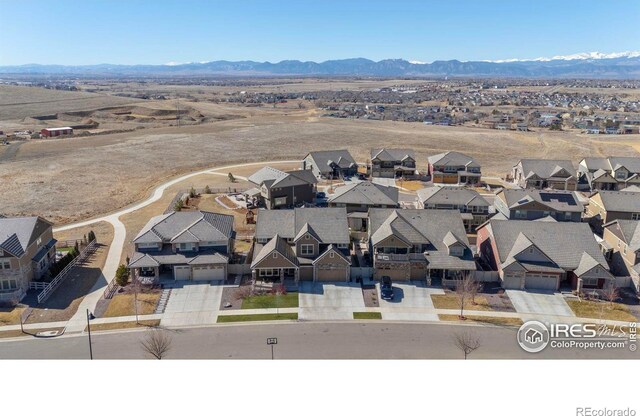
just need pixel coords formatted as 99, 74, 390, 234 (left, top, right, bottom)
490, 51, 640, 63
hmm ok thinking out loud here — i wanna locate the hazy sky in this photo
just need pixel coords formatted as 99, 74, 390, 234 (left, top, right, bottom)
1, 0, 639, 65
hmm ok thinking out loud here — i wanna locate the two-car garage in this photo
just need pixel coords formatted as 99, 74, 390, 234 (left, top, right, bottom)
502, 272, 560, 291
173, 264, 226, 281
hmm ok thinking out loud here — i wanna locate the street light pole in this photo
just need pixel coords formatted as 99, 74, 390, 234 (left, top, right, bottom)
86, 309, 93, 360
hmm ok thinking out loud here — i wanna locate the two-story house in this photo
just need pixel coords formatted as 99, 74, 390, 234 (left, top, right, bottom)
0, 216, 57, 303
368, 209, 476, 283
368, 148, 416, 178
251, 208, 351, 282
511, 159, 577, 190
477, 219, 613, 292
301, 150, 358, 179
586, 190, 640, 232
127, 211, 234, 283
494, 189, 583, 222
601, 220, 640, 293
328, 182, 399, 232
578, 156, 640, 191
247, 166, 317, 209
427, 151, 481, 185
416, 187, 490, 232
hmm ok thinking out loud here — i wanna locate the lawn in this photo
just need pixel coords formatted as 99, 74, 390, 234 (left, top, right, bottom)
103, 292, 161, 317
0, 329, 29, 339
0, 306, 26, 326
438, 314, 523, 326
566, 300, 637, 322
87, 319, 160, 332
353, 312, 382, 320
431, 293, 494, 312
217, 313, 298, 323
396, 180, 425, 191
241, 293, 299, 309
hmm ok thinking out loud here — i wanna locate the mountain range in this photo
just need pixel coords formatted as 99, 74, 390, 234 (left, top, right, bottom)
2, 52, 640, 78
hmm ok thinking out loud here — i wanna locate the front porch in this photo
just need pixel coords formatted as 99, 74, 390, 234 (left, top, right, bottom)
252, 267, 299, 283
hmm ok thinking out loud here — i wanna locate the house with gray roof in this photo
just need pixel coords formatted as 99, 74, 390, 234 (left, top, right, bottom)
368, 209, 476, 283
427, 151, 481, 185
477, 219, 613, 292
511, 159, 577, 190
247, 166, 317, 209
0, 216, 56, 302
586, 190, 640, 233
494, 189, 583, 222
301, 150, 358, 179
417, 187, 490, 232
251, 208, 351, 282
127, 211, 234, 283
368, 148, 416, 178
328, 182, 399, 232
602, 220, 640, 292
578, 156, 640, 191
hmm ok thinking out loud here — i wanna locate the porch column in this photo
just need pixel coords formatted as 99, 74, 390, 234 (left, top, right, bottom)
280, 268, 284, 284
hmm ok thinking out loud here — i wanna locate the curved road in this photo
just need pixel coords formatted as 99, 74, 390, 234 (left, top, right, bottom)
57, 160, 298, 332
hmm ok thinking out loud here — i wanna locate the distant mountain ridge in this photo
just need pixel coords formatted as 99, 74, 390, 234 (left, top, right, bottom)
2, 52, 640, 78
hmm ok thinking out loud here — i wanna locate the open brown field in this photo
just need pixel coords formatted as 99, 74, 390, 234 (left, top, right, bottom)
1, 104, 637, 225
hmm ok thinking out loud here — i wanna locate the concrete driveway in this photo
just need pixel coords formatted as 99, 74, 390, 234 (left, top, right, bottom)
378, 281, 444, 321
160, 282, 224, 327
298, 282, 364, 320
506, 290, 574, 320
372, 177, 397, 187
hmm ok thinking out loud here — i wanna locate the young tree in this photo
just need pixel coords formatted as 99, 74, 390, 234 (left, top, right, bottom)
228, 172, 236, 183
174, 199, 184, 212
87, 230, 96, 242
115, 264, 130, 287
189, 186, 197, 198
140, 330, 172, 359
453, 331, 481, 360
204, 185, 211, 194
455, 273, 481, 319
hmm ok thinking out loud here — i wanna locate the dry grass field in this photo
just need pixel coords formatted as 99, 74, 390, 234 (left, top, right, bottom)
1, 83, 638, 226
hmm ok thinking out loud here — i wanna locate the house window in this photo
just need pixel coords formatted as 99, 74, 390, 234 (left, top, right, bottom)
0, 260, 10, 270
272, 253, 278, 259
257, 238, 268, 244
337, 243, 348, 249
305, 234, 310, 240
515, 210, 527, 219
330, 252, 335, 258
632, 213, 640, 220
300, 244, 314, 255
0, 279, 18, 292
582, 278, 598, 287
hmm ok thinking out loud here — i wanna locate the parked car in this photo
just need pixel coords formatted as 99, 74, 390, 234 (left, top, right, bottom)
357, 173, 366, 180
316, 191, 326, 199
380, 276, 394, 300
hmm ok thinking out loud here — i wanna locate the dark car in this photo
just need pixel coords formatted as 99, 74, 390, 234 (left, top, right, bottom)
316, 191, 326, 199
380, 276, 394, 300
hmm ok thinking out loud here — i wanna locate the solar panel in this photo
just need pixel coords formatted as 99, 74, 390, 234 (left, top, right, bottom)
539, 192, 576, 205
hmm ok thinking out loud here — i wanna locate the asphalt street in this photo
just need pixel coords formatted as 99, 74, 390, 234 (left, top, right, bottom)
1, 322, 637, 359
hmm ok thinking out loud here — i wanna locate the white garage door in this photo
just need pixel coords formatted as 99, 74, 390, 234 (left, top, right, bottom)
192, 265, 225, 281
174, 265, 190, 280
502, 275, 522, 290
525, 274, 558, 291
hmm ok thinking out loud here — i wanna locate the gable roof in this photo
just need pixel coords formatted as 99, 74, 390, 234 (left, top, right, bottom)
255, 208, 349, 244
428, 151, 479, 168
312, 244, 351, 265
480, 219, 608, 272
604, 220, 640, 252
328, 182, 399, 206
498, 189, 583, 213
305, 150, 357, 173
592, 190, 640, 213
370, 148, 415, 162
248, 167, 317, 188
417, 186, 489, 206
133, 211, 233, 244
250, 234, 299, 268
517, 159, 576, 180
369, 209, 469, 251
0, 216, 52, 258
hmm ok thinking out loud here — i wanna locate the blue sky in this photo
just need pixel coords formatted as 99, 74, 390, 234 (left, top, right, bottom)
1, 0, 639, 65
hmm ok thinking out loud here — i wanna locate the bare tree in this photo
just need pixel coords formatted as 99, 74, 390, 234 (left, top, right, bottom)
603, 284, 619, 308
455, 273, 482, 319
453, 331, 481, 360
140, 330, 172, 360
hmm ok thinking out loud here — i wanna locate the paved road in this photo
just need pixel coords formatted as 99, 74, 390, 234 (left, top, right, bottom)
1, 322, 636, 359
52, 160, 298, 332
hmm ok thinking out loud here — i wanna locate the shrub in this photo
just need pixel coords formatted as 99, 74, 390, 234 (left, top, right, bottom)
174, 199, 184, 211
87, 230, 96, 242
189, 186, 197, 198
115, 264, 130, 287
204, 185, 211, 194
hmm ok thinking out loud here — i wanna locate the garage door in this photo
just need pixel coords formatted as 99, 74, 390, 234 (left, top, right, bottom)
503, 275, 522, 290
174, 265, 190, 280
525, 274, 558, 291
316, 266, 348, 282
192, 265, 225, 281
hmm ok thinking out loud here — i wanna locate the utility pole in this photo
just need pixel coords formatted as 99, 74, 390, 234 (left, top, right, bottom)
86, 309, 94, 360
